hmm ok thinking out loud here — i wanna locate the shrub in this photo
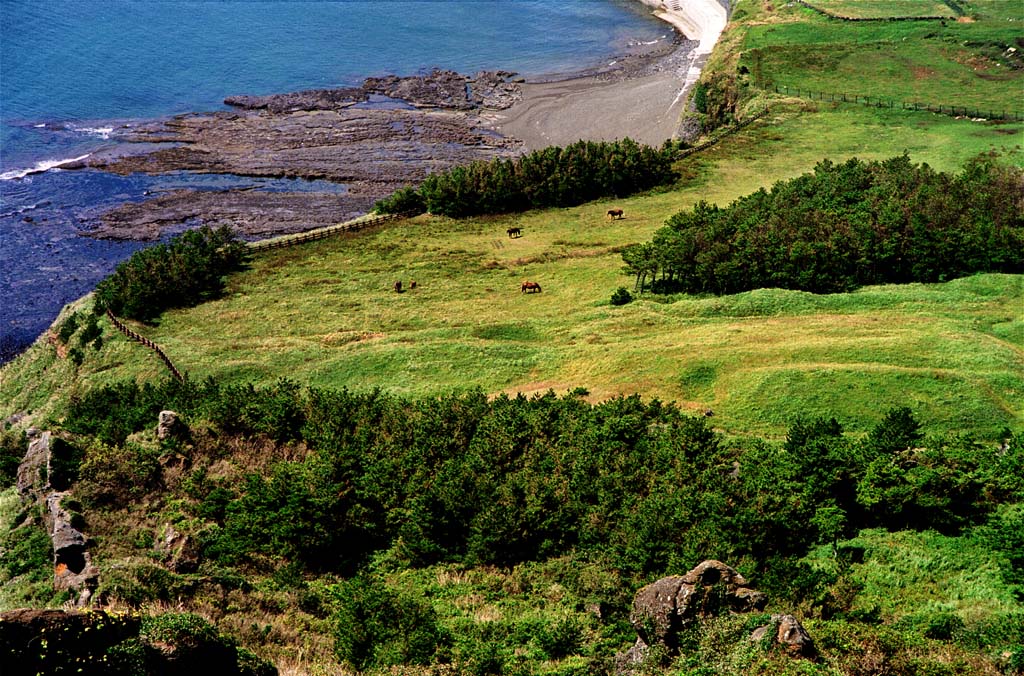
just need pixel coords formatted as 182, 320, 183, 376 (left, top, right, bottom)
333, 575, 446, 670
93, 225, 248, 321
0, 427, 25, 485
57, 312, 80, 343
374, 186, 425, 215
0, 524, 52, 582
375, 139, 678, 219
628, 154, 1024, 295
610, 287, 633, 306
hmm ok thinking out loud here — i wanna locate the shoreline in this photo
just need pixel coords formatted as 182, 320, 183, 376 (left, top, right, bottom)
486, 0, 728, 150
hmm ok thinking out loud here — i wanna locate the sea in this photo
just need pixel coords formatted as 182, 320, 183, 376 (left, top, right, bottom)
0, 0, 672, 364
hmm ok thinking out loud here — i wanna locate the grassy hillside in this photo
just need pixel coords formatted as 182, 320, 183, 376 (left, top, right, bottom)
4, 100, 1020, 439
1, 1, 1022, 675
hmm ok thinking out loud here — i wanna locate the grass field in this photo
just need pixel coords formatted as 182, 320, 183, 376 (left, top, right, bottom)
741, 0, 1024, 115
3, 102, 1021, 441
805, 1, 957, 19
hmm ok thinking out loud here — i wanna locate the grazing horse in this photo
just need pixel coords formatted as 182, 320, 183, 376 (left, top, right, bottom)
394, 280, 403, 293
521, 281, 542, 294
607, 208, 624, 220
410, 280, 417, 289
507, 227, 522, 238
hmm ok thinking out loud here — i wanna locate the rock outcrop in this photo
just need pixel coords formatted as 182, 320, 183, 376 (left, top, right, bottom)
618, 560, 816, 673
46, 492, 99, 601
224, 69, 522, 113
16, 429, 50, 497
0, 609, 277, 676
15, 431, 98, 605
629, 560, 767, 652
157, 410, 189, 441
157, 524, 201, 574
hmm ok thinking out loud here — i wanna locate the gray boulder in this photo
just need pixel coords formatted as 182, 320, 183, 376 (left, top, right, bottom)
17, 431, 50, 497
46, 492, 99, 599
157, 410, 188, 441
751, 614, 817, 658
629, 560, 767, 652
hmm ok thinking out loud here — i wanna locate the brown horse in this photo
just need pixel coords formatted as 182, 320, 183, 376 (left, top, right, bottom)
607, 208, 624, 220
521, 281, 542, 294
394, 280, 403, 293
507, 227, 522, 238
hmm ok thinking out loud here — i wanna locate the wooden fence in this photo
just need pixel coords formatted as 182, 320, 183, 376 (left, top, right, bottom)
248, 211, 418, 252
105, 309, 185, 383
678, 107, 771, 159
767, 83, 1023, 122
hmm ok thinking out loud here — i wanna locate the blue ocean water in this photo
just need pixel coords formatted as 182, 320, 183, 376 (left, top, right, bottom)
0, 0, 671, 361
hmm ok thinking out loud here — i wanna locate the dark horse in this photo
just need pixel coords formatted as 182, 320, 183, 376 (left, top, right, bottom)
507, 227, 522, 238
521, 281, 542, 294
607, 208, 624, 220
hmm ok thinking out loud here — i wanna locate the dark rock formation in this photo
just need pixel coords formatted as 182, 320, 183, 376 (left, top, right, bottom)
46, 492, 99, 602
224, 69, 522, 113
92, 189, 379, 241
629, 560, 767, 652
750, 614, 817, 658
0, 609, 277, 676
77, 100, 518, 240
225, 87, 368, 113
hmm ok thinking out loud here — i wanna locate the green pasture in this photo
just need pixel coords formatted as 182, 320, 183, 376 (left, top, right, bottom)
3, 103, 1021, 440
803, 1, 956, 18
740, 0, 1024, 115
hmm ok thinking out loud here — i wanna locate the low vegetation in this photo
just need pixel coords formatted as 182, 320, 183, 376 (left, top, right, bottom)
93, 225, 248, 321
623, 153, 1023, 294
375, 138, 679, 218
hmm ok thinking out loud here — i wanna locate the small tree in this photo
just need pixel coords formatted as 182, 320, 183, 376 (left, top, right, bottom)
610, 287, 633, 306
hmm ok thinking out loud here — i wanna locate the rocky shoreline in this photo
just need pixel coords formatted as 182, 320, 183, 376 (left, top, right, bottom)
74, 12, 702, 242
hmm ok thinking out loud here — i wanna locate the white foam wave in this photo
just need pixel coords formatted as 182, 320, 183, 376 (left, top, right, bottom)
33, 123, 47, 128
73, 126, 114, 139
0, 154, 91, 181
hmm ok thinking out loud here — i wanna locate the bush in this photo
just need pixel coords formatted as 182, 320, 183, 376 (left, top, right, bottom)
333, 575, 446, 670
94, 225, 248, 321
375, 139, 678, 219
610, 287, 633, 306
628, 154, 1024, 295
374, 186, 425, 215
0, 524, 52, 582
0, 427, 26, 485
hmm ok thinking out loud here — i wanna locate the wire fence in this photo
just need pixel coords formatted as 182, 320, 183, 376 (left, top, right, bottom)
767, 83, 1024, 122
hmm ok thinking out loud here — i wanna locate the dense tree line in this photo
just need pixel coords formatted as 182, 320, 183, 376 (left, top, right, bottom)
64, 379, 1023, 585
375, 138, 679, 218
623, 154, 1023, 294
93, 226, 248, 321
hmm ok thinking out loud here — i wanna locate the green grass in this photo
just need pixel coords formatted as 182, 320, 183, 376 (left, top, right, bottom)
741, 0, 1024, 115
2, 104, 1021, 441
807, 1, 957, 19
807, 528, 1021, 623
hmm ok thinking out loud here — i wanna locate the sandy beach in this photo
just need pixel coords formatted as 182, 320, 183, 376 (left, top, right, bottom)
487, 0, 728, 149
